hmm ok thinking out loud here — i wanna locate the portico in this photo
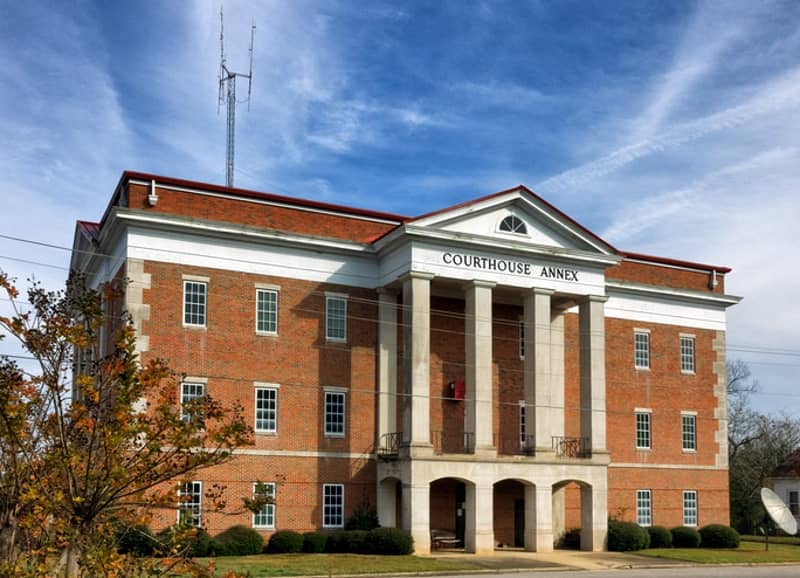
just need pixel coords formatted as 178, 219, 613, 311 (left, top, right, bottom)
373, 187, 621, 554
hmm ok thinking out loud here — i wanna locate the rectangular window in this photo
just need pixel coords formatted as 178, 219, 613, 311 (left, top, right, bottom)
634, 331, 650, 369
324, 390, 346, 437
181, 382, 205, 422
519, 402, 526, 446
183, 280, 207, 327
255, 386, 278, 433
178, 481, 202, 527
680, 336, 695, 373
789, 491, 799, 516
519, 319, 525, 359
636, 490, 652, 526
636, 411, 651, 449
256, 289, 279, 334
253, 482, 276, 528
323, 484, 344, 528
683, 490, 698, 526
325, 295, 347, 342
682, 413, 697, 451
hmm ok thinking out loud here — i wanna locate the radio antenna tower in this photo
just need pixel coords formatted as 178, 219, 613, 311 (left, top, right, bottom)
218, 6, 255, 188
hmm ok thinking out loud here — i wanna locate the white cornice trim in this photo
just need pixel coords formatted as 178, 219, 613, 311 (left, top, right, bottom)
111, 208, 374, 256
380, 225, 621, 267
606, 279, 742, 307
128, 178, 403, 226
609, 462, 726, 471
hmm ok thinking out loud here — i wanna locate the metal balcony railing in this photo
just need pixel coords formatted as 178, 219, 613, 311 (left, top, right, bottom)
377, 432, 401, 459
499, 435, 536, 456
432, 431, 474, 455
552, 436, 591, 458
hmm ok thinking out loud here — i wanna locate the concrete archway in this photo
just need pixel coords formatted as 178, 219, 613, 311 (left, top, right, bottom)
493, 478, 534, 549
377, 476, 402, 528
552, 478, 602, 551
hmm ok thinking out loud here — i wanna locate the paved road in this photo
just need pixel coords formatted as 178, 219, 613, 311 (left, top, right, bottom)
438, 567, 800, 578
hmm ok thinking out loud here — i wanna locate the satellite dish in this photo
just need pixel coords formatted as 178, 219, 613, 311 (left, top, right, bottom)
761, 487, 798, 535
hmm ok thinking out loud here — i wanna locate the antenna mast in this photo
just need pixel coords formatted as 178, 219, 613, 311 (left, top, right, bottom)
218, 6, 255, 188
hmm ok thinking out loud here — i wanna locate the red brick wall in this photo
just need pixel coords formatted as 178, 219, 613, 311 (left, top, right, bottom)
607, 258, 725, 294
127, 183, 396, 243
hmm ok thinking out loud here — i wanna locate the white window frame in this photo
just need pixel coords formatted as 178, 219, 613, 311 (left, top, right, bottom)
180, 381, 206, 422
324, 388, 346, 437
681, 412, 697, 452
178, 480, 202, 527
252, 482, 276, 529
518, 318, 525, 359
683, 490, 698, 526
322, 483, 344, 528
498, 214, 527, 235
255, 383, 279, 433
325, 294, 348, 342
635, 409, 651, 450
634, 330, 650, 369
789, 490, 799, 516
636, 489, 652, 527
680, 335, 696, 374
256, 287, 279, 335
183, 277, 208, 327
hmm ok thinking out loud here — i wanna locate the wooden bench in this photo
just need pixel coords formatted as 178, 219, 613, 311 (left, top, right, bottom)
430, 529, 460, 550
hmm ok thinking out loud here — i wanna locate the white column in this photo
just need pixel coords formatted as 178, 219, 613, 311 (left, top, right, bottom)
525, 484, 553, 552
402, 273, 433, 451
579, 295, 608, 452
377, 289, 398, 444
465, 482, 494, 554
402, 481, 431, 554
524, 288, 555, 454
465, 280, 495, 453
580, 483, 607, 551
552, 485, 566, 545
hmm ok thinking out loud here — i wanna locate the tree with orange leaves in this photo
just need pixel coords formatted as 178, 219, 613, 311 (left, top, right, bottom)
0, 272, 253, 577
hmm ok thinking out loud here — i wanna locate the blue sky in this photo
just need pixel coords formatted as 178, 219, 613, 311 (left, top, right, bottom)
1, 0, 799, 413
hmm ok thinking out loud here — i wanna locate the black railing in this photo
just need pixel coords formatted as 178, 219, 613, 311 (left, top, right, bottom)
552, 436, 591, 458
377, 432, 401, 459
499, 435, 536, 456
432, 431, 474, 455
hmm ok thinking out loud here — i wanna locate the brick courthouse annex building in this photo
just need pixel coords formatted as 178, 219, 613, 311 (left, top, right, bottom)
70, 171, 740, 554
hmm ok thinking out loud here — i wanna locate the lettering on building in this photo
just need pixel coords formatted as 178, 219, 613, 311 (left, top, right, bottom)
441, 252, 579, 282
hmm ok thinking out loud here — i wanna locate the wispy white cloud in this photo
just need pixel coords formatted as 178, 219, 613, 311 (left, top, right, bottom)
539, 65, 800, 193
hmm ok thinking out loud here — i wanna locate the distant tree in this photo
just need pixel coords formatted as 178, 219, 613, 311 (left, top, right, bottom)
0, 271, 252, 577
726, 359, 800, 533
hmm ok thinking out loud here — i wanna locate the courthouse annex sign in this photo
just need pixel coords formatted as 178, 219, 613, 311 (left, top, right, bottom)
441, 252, 580, 282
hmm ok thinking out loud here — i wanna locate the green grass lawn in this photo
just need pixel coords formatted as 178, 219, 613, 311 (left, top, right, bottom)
636, 540, 800, 564
192, 553, 480, 577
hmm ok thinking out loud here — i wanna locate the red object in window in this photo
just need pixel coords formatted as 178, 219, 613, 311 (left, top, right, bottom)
453, 380, 465, 400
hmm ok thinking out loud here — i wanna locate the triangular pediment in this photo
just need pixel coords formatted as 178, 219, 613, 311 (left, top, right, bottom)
408, 186, 616, 255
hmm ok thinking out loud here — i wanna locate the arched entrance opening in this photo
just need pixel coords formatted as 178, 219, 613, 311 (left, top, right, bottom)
377, 476, 402, 528
493, 479, 532, 549
553, 479, 596, 550
429, 477, 472, 550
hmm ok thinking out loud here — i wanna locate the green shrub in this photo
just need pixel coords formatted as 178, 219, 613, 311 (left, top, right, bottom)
303, 531, 327, 553
212, 525, 264, 556
607, 519, 648, 551
558, 528, 581, 550
155, 525, 212, 557
365, 527, 414, 555
671, 526, 701, 548
324, 530, 349, 553
267, 530, 304, 553
647, 525, 672, 548
116, 523, 155, 556
698, 524, 740, 548
344, 530, 369, 553
344, 501, 379, 531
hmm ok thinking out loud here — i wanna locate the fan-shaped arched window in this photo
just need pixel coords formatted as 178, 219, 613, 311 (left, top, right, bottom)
498, 215, 527, 235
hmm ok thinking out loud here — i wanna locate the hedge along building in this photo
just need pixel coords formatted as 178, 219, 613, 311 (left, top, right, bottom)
70, 171, 740, 554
